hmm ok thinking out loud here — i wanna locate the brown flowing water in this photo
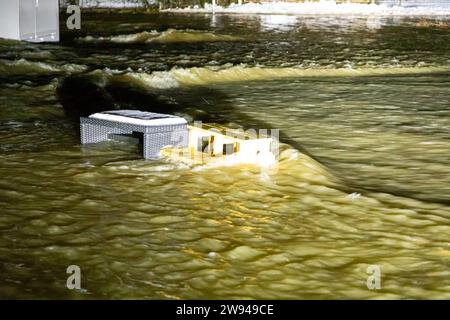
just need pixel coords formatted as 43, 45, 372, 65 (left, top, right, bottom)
0, 13, 449, 299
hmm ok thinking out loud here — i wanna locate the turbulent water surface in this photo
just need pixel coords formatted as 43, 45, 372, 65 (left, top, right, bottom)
0, 13, 449, 299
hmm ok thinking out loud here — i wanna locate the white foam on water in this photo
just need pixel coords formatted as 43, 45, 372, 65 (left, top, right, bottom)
77, 29, 241, 44
165, 1, 450, 16
0, 58, 88, 75
117, 64, 449, 89
79, 31, 159, 43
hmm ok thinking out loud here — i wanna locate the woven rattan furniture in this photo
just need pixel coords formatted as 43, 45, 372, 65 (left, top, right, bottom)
80, 110, 188, 159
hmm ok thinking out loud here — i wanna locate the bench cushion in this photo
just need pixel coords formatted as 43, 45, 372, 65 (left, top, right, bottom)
89, 110, 187, 126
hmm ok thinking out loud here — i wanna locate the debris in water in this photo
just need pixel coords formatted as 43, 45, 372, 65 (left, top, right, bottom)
347, 192, 361, 200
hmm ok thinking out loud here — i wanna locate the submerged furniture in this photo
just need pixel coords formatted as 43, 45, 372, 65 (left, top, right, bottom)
0, 0, 59, 42
81, 110, 276, 165
162, 123, 276, 166
80, 110, 189, 159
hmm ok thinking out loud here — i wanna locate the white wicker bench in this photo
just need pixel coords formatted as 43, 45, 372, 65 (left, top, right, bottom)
80, 110, 188, 159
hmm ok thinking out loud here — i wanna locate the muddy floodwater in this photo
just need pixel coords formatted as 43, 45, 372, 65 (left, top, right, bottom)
0, 12, 449, 299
